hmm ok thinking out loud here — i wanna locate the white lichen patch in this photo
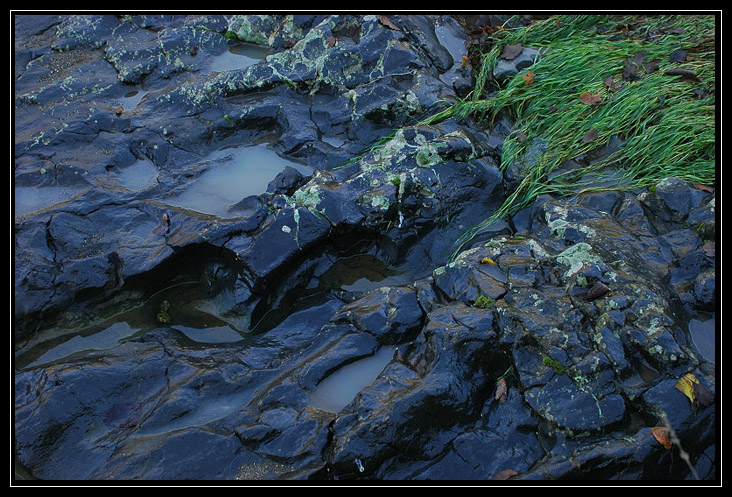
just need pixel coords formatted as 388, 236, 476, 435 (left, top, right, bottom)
366, 194, 390, 211
545, 204, 596, 239
555, 242, 604, 279
527, 239, 550, 259
289, 186, 322, 211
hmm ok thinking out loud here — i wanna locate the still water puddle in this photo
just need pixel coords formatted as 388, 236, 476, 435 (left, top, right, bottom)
14, 185, 85, 217
309, 346, 395, 413
135, 388, 256, 437
16, 276, 246, 370
689, 313, 715, 363
207, 43, 272, 74
118, 89, 148, 111
109, 157, 159, 191
166, 144, 312, 218
250, 254, 411, 334
24, 321, 141, 369
317, 254, 412, 293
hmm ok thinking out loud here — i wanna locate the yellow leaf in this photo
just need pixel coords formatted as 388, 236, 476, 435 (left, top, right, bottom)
674, 373, 699, 404
480, 256, 496, 265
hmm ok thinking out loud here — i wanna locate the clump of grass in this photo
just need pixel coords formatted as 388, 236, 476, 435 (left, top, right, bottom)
542, 355, 568, 375
473, 295, 494, 309
445, 14, 716, 256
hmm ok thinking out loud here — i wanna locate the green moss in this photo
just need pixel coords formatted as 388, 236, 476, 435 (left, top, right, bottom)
542, 355, 568, 375
391, 176, 401, 186
474, 295, 494, 309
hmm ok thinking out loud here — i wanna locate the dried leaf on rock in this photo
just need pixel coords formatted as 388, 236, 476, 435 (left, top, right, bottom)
521, 69, 535, 85
379, 15, 400, 31
675, 373, 698, 402
494, 468, 518, 480
579, 92, 603, 105
691, 183, 714, 193
495, 377, 508, 403
652, 426, 672, 449
501, 43, 524, 60
692, 381, 715, 407
582, 128, 599, 143
584, 281, 609, 300
675, 373, 713, 407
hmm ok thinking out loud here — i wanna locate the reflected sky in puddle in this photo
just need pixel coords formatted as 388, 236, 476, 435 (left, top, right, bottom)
166, 144, 312, 218
689, 313, 715, 363
310, 346, 395, 413
135, 388, 256, 437
109, 157, 159, 191
14, 185, 85, 217
118, 89, 148, 111
207, 43, 272, 74
317, 254, 411, 293
24, 321, 141, 369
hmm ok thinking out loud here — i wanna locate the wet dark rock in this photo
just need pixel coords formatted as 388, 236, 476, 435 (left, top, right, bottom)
14, 14, 716, 482
493, 46, 542, 81
330, 286, 424, 345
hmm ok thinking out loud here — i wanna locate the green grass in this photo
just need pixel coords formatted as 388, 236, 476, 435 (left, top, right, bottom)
344, 15, 716, 260
443, 14, 716, 256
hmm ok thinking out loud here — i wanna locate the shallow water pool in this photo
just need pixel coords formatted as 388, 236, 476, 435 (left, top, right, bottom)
166, 144, 312, 218
309, 346, 395, 413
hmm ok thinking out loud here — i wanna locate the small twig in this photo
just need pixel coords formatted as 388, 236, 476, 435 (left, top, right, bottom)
661, 413, 700, 480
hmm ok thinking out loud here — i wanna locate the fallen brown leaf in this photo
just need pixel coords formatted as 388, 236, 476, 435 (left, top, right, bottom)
582, 128, 599, 144
692, 381, 714, 407
521, 69, 535, 85
691, 183, 714, 193
584, 280, 608, 299
501, 43, 524, 60
495, 377, 508, 403
379, 15, 400, 31
652, 426, 672, 449
494, 468, 518, 480
579, 92, 603, 105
